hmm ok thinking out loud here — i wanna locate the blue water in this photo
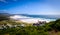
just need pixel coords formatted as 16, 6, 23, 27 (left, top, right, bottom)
12, 14, 60, 21
18, 14, 60, 20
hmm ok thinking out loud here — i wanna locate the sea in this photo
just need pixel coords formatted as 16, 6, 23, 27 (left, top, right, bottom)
14, 14, 60, 21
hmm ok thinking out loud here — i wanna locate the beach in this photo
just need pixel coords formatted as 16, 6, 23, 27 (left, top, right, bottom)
18, 18, 52, 23
10, 15, 55, 23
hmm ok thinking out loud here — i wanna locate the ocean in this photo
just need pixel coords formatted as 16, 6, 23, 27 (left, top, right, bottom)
18, 14, 60, 19
10, 14, 60, 23
12, 14, 60, 21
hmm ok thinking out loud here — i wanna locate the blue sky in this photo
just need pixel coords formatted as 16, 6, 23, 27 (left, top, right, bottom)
0, 0, 60, 15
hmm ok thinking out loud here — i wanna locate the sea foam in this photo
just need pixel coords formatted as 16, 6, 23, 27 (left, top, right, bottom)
10, 15, 56, 23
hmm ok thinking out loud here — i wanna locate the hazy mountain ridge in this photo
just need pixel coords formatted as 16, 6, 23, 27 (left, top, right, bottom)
0, 13, 60, 19
12, 14, 60, 19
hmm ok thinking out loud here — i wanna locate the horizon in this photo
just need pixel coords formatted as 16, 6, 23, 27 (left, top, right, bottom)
0, 13, 60, 19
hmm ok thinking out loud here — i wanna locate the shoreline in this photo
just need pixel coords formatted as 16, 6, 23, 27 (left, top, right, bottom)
10, 15, 56, 23
17, 18, 56, 23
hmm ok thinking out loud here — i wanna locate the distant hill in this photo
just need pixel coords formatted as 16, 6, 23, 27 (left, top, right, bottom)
12, 14, 60, 19
0, 13, 60, 19
0, 13, 11, 21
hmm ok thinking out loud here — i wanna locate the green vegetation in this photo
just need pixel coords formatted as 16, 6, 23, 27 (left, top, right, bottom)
0, 19, 60, 35
0, 14, 60, 35
0, 25, 49, 35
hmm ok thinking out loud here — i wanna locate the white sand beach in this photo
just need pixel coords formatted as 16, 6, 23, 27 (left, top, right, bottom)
10, 15, 55, 23
18, 18, 51, 23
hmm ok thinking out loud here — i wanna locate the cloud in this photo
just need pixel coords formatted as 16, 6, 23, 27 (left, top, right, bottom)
0, 10, 7, 13
0, 0, 7, 3
0, 0, 17, 3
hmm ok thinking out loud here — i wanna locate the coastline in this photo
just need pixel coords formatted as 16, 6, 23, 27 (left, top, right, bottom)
10, 15, 56, 23
17, 18, 56, 23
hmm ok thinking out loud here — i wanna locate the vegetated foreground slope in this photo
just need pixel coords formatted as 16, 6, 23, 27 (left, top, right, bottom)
0, 13, 60, 35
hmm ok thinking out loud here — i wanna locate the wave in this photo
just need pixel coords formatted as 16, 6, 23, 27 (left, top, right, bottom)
10, 15, 56, 23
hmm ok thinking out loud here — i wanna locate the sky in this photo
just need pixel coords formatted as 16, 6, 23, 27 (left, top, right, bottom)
0, 0, 60, 15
